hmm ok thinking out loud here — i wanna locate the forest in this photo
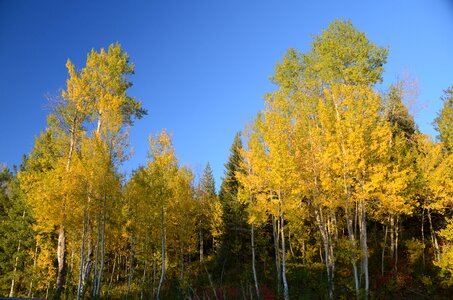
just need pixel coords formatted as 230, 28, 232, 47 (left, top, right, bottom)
1, 20, 452, 299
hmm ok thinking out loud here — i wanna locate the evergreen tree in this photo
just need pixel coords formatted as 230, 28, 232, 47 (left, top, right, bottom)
217, 133, 250, 286
197, 163, 222, 261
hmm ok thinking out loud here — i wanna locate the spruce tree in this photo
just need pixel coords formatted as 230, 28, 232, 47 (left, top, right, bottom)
217, 133, 250, 285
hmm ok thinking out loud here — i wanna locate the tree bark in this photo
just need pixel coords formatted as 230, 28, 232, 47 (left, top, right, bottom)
77, 213, 87, 300
9, 240, 21, 297
96, 193, 107, 296
428, 209, 440, 262
107, 252, 117, 297
359, 201, 369, 299
315, 207, 335, 299
394, 216, 399, 272
92, 214, 101, 299
421, 207, 426, 268
126, 236, 134, 300
281, 215, 289, 300
80, 219, 93, 299
157, 207, 165, 300
272, 215, 281, 298
199, 226, 204, 262
345, 207, 359, 299
53, 225, 67, 300
152, 249, 157, 299
141, 260, 147, 300
382, 225, 387, 276
28, 242, 39, 298
251, 223, 260, 299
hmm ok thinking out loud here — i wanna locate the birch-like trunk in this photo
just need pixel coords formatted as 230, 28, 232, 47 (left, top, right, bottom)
251, 223, 260, 299
92, 214, 101, 299
381, 225, 388, 276
54, 110, 78, 300
53, 225, 67, 300
80, 219, 93, 299
28, 242, 39, 298
152, 250, 157, 299
77, 213, 87, 300
8, 240, 21, 297
107, 252, 117, 297
280, 215, 289, 300
157, 207, 165, 300
394, 216, 399, 272
315, 207, 335, 299
359, 201, 369, 299
272, 215, 281, 298
390, 215, 395, 259
421, 207, 426, 268
345, 206, 359, 299
332, 92, 359, 298
96, 193, 107, 296
126, 236, 134, 300
428, 209, 440, 262
141, 260, 147, 300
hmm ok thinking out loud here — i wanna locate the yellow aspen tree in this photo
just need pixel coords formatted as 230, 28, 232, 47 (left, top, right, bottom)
146, 130, 178, 299
318, 84, 388, 298
238, 123, 271, 300
416, 135, 450, 262
243, 91, 299, 300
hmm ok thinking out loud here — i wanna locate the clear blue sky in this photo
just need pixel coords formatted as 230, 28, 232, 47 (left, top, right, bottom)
1, 0, 452, 189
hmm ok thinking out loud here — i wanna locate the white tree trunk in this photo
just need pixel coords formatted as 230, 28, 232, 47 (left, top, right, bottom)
359, 201, 369, 299
272, 215, 281, 298
281, 215, 289, 300
251, 223, 260, 299
53, 225, 66, 300
157, 207, 165, 300
345, 207, 359, 299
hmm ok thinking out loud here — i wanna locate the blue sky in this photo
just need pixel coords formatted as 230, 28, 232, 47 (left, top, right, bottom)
1, 0, 452, 189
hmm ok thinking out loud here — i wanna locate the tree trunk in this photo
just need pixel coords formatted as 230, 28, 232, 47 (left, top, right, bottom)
251, 223, 260, 299
421, 207, 426, 268
272, 215, 281, 298
141, 260, 147, 300
77, 214, 87, 300
152, 250, 157, 299
9, 240, 21, 297
428, 209, 440, 262
315, 207, 335, 299
53, 225, 67, 300
394, 216, 399, 272
96, 193, 107, 296
157, 207, 165, 300
359, 201, 369, 299
345, 207, 359, 299
80, 220, 93, 299
92, 214, 101, 299
382, 225, 387, 276
281, 215, 289, 300
107, 252, 117, 297
203, 261, 218, 300
180, 244, 185, 282
126, 236, 134, 300
28, 242, 39, 298
199, 226, 204, 262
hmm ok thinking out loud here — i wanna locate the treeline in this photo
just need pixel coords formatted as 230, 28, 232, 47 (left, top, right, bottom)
1, 20, 452, 299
